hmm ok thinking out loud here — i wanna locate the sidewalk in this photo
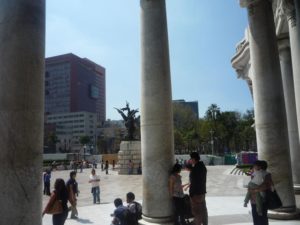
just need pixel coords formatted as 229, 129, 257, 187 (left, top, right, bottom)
43, 196, 300, 225
42, 166, 300, 225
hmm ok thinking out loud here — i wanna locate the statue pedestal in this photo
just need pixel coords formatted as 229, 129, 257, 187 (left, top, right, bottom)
118, 141, 141, 175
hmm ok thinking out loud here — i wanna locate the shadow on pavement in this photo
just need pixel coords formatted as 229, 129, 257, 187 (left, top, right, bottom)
72, 218, 93, 224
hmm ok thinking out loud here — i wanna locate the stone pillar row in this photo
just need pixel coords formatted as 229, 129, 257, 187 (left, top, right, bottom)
0, 0, 45, 225
278, 35, 300, 192
240, 0, 299, 219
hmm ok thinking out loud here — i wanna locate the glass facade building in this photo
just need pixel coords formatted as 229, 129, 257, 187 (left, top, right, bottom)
45, 53, 106, 122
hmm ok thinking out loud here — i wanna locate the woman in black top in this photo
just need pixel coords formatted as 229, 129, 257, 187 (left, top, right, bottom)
43, 178, 69, 225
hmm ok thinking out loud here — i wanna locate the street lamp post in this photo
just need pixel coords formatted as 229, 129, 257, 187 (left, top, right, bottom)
209, 130, 214, 155
83, 145, 86, 160
91, 145, 94, 155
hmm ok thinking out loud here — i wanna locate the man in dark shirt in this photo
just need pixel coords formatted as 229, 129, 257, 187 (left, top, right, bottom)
67, 171, 79, 219
111, 198, 129, 225
189, 152, 208, 225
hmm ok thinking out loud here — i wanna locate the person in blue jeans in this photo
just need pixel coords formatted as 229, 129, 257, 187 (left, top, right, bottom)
89, 169, 100, 204
43, 169, 51, 196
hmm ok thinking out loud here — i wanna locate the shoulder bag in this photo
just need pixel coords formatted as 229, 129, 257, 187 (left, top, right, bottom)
46, 198, 63, 215
265, 177, 282, 210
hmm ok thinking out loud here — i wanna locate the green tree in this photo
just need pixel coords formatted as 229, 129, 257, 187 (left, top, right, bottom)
45, 132, 59, 152
201, 105, 256, 155
173, 103, 199, 153
79, 136, 91, 145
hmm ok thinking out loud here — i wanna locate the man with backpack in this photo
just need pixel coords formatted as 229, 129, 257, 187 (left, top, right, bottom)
126, 192, 142, 225
111, 198, 128, 225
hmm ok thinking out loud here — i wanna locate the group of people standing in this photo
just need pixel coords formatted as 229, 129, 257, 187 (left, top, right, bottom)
169, 152, 273, 225
169, 152, 208, 225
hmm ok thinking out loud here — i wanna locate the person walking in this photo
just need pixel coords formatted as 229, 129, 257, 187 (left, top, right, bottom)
128, 160, 134, 175
169, 163, 187, 225
188, 152, 208, 225
89, 168, 100, 204
105, 160, 109, 175
43, 178, 69, 225
66, 171, 79, 219
101, 160, 104, 171
249, 160, 272, 225
43, 169, 51, 196
244, 161, 266, 216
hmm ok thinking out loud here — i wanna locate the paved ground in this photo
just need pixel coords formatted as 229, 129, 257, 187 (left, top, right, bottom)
42, 165, 300, 225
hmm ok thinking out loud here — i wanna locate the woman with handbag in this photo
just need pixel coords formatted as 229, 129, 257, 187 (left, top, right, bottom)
169, 163, 189, 225
248, 160, 272, 225
43, 178, 69, 225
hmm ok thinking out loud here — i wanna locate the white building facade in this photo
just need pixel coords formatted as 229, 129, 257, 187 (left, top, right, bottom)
46, 111, 97, 152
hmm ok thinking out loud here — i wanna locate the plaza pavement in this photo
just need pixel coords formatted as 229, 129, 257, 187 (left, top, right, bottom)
42, 165, 300, 225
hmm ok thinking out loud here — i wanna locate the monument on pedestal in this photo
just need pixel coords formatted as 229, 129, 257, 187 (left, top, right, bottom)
115, 102, 141, 175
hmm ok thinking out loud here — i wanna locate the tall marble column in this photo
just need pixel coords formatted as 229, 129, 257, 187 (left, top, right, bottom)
140, 0, 174, 224
278, 36, 300, 192
240, 0, 296, 214
285, 0, 300, 192
0, 1, 45, 225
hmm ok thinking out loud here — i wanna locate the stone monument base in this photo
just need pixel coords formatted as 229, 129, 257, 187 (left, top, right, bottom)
118, 141, 141, 175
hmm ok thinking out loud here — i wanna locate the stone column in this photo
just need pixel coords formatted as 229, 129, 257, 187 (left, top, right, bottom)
140, 0, 174, 224
278, 36, 300, 192
0, 1, 45, 225
240, 0, 296, 215
285, 0, 300, 192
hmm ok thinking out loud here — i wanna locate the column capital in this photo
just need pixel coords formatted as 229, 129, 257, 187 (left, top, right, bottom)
280, 0, 297, 26
281, 0, 295, 13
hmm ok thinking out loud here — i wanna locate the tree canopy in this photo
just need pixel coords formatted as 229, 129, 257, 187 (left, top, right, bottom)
173, 103, 256, 155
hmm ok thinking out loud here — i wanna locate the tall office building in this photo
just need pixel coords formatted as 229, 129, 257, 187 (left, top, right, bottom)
45, 53, 106, 122
173, 99, 199, 118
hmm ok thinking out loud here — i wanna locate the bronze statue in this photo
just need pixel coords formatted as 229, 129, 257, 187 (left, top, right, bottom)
115, 102, 139, 140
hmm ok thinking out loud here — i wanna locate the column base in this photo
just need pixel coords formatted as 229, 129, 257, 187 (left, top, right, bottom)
268, 207, 300, 220
294, 184, 300, 194
139, 215, 173, 225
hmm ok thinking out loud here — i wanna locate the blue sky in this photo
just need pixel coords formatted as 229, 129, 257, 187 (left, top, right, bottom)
46, 0, 253, 120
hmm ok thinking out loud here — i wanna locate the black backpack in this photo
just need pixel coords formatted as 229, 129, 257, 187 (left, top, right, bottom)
133, 201, 142, 220
122, 208, 138, 225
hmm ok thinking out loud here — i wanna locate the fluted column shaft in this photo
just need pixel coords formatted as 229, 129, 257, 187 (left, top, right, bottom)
278, 37, 300, 188
0, 1, 45, 224
286, 0, 300, 191
243, 0, 295, 208
140, 0, 174, 224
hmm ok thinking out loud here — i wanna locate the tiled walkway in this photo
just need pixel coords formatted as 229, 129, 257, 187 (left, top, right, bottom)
42, 166, 300, 225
